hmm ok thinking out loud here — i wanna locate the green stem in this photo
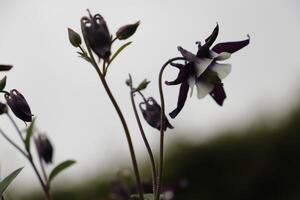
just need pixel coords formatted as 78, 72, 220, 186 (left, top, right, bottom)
155, 57, 185, 200
81, 24, 144, 200
130, 84, 157, 194
6, 113, 24, 142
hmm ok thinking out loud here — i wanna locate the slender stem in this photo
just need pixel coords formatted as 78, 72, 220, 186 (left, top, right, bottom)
38, 154, 48, 184
137, 91, 147, 103
155, 57, 185, 200
28, 154, 50, 200
6, 113, 24, 142
0, 91, 9, 95
6, 113, 50, 200
0, 128, 28, 158
130, 87, 157, 194
81, 28, 144, 199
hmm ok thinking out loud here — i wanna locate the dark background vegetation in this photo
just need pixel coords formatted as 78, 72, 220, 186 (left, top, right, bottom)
19, 103, 300, 200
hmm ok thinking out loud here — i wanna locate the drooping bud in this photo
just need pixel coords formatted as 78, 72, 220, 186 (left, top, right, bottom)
81, 10, 112, 62
0, 76, 7, 91
5, 89, 33, 122
139, 97, 173, 131
68, 28, 82, 47
116, 21, 140, 40
35, 134, 54, 164
134, 79, 150, 92
0, 102, 7, 115
0, 65, 12, 71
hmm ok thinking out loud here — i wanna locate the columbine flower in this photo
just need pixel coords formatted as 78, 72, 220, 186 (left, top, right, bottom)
35, 134, 53, 164
166, 24, 249, 118
5, 89, 33, 122
139, 97, 173, 131
81, 10, 112, 62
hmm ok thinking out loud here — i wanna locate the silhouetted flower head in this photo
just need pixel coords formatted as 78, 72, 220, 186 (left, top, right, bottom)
139, 97, 173, 131
166, 24, 249, 118
5, 89, 33, 122
0, 65, 12, 71
81, 10, 111, 61
35, 134, 53, 164
0, 102, 7, 115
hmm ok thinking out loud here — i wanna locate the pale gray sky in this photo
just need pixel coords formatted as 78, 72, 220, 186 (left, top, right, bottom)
0, 0, 300, 193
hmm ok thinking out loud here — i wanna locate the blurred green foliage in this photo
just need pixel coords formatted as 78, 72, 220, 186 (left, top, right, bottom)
19, 104, 300, 200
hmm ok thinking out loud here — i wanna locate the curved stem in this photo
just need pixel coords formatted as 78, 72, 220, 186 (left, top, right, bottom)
155, 57, 185, 200
81, 27, 144, 199
130, 87, 157, 194
0, 128, 28, 158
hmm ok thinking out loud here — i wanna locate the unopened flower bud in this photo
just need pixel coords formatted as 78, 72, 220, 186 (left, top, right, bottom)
139, 97, 173, 131
35, 134, 53, 164
116, 21, 140, 40
0, 65, 12, 71
0, 76, 7, 91
0, 102, 7, 115
5, 89, 33, 122
134, 79, 150, 92
68, 28, 82, 47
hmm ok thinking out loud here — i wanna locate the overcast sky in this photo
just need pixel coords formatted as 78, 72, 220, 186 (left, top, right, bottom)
0, 0, 300, 193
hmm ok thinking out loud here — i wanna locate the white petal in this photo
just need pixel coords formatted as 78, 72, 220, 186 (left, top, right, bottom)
194, 57, 213, 77
215, 52, 231, 60
188, 76, 196, 97
211, 63, 232, 79
196, 81, 214, 99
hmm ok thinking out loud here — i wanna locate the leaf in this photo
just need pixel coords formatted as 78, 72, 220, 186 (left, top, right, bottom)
0, 167, 23, 196
77, 51, 91, 63
49, 160, 76, 183
25, 118, 36, 151
0, 76, 7, 91
108, 41, 132, 66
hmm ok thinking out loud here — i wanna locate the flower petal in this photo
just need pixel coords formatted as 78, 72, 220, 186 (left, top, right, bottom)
187, 76, 196, 97
210, 85, 226, 106
0, 65, 13, 71
212, 35, 250, 54
214, 52, 231, 60
196, 81, 214, 99
194, 58, 213, 77
169, 81, 189, 119
197, 24, 219, 58
210, 63, 232, 79
177, 46, 198, 62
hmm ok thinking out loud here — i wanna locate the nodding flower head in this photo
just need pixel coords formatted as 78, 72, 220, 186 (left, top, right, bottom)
166, 24, 249, 118
35, 134, 54, 164
81, 10, 112, 62
139, 97, 173, 131
5, 89, 33, 122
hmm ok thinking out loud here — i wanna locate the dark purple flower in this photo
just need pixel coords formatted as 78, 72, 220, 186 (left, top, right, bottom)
35, 134, 53, 164
0, 102, 7, 115
166, 24, 249, 118
0, 65, 12, 71
81, 10, 111, 62
139, 97, 173, 131
5, 89, 33, 122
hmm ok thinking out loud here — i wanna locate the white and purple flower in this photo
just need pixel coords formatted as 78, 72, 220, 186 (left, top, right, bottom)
166, 24, 249, 118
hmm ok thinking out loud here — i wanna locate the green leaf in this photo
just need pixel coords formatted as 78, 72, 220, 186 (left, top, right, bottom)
49, 160, 76, 183
0, 76, 7, 91
0, 167, 23, 196
25, 118, 36, 152
108, 41, 132, 66
77, 51, 91, 63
